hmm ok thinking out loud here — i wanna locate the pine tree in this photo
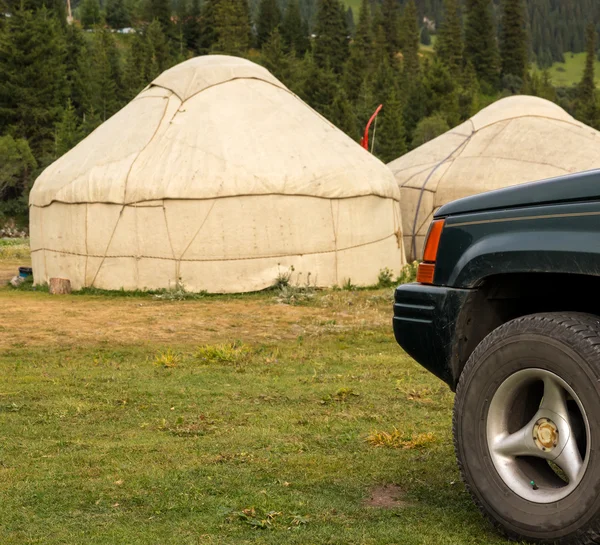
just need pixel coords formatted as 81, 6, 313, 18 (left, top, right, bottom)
80, 0, 102, 29
80, 26, 124, 122
281, 0, 309, 56
343, 0, 374, 101
182, 0, 201, 52
412, 114, 450, 147
328, 87, 358, 139
435, 0, 463, 75
146, 0, 172, 33
374, 89, 407, 163
313, 0, 349, 73
0, 7, 67, 156
500, 0, 528, 81
401, 0, 420, 77
380, 0, 400, 57
577, 23, 600, 128
464, 0, 500, 88
300, 58, 340, 118
261, 28, 290, 83
345, 7, 355, 36
55, 100, 82, 157
197, 0, 218, 54
124, 34, 148, 98
145, 19, 172, 80
105, 0, 130, 28
213, 0, 251, 54
0, 135, 37, 201
256, 0, 281, 48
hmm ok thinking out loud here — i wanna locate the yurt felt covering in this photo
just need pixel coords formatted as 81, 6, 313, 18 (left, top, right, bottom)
388, 95, 600, 261
30, 55, 405, 293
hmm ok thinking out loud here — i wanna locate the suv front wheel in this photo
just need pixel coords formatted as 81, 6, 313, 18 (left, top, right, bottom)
454, 312, 600, 544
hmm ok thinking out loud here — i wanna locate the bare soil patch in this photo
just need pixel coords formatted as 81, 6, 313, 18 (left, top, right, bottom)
364, 484, 410, 509
0, 287, 393, 349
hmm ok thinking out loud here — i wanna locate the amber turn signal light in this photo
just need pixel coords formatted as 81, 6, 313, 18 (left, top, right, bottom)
416, 262, 436, 284
416, 219, 445, 285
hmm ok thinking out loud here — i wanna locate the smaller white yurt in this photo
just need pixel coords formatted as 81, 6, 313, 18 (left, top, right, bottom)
30, 55, 405, 293
389, 96, 600, 261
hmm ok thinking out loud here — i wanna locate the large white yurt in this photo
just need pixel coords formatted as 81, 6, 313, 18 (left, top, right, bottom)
30, 55, 405, 293
388, 95, 600, 261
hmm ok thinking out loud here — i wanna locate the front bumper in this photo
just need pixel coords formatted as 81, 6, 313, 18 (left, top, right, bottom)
393, 283, 472, 389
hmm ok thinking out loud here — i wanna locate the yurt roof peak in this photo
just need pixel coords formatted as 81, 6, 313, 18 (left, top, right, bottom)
148, 55, 286, 103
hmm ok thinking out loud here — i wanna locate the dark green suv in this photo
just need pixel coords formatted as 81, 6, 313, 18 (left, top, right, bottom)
393, 169, 600, 544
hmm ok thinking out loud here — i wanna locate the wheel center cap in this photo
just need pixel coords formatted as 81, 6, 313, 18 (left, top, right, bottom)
533, 418, 559, 451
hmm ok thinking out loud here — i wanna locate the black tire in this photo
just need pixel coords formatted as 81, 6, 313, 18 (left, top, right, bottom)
454, 312, 600, 544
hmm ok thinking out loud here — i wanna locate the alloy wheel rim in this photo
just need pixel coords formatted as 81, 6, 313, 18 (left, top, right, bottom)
486, 368, 590, 503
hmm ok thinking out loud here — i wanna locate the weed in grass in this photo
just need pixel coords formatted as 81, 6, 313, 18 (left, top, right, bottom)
273, 264, 295, 289
397, 261, 419, 285
196, 341, 252, 364
153, 348, 182, 367
152, 279, 207, 301
342, 278, 357, 291
377, 267, 395, 288
276, 271, 316, 305
367, 427, 437, 449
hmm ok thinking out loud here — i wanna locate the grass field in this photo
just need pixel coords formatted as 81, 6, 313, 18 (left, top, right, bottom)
0, 243, 514, 544
536, 51, 600, 87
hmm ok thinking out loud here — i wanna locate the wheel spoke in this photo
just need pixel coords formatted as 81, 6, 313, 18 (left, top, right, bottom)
553, 435, 583, 483
492, 424, 535, 457
540, 375, 569, 419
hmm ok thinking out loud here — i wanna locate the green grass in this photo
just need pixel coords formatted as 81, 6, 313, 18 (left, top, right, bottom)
536, 51, 600, 87
343, 0, 361, 15
0, 325, 513, 543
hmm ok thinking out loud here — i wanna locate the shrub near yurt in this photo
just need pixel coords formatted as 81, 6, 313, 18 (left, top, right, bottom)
389, 95, 600, 261
30, 56, 405, 293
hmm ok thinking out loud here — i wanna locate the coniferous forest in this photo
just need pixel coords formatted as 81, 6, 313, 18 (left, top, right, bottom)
0, 0, 599, 226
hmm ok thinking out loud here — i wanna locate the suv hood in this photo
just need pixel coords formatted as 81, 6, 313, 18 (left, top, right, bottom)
436, 169, 600, 217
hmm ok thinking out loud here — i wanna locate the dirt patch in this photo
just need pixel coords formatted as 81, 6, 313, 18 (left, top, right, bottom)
0, 287, 393, 349
364, 485, 410, 509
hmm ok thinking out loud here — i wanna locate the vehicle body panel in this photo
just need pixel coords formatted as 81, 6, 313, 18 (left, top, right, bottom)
393, 168, 600, 389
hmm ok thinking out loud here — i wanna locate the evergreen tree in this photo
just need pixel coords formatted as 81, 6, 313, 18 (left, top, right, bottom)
313, 0, 349, 73
64, 23, 87, 115
464, 0, 500, 88
374, 89, 407, 163
80, 26, 124, 122
422, 59, 459, 126
435, 0, 463, 76
80, 0, 102, 28
345, 7, 355, 36
328, 87, 358, 139
256, 0, 281, 48
0, 7, 67, 156
458, 60, 479, 119
381, 0, 400, 57
401, 0, 420, 77
0, 135, 37, 201
55, 100, 82, 157
146, 0, 172, 33
412, 113, 450, 147
124, 34, 149, 97
197, 0, 218, 54
105, 0, 131, 28
261, 28, 291, 83
343, 0, 374, 101
182, 0, 201, 53
281, 0, 309, 56
577, 23, 600, 128
213, 0, 251, 54
300, 58, 339, 118
145, 19, 172, 80
500, 0, 528, 81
